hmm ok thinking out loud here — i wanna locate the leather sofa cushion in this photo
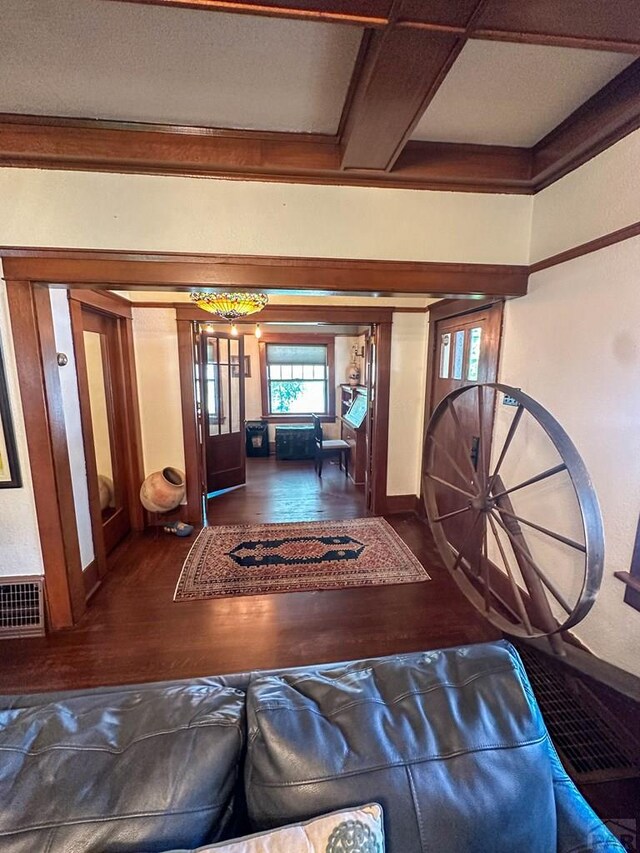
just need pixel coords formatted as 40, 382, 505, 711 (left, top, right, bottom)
245, 641, 556, 853
0, 682, 245, 853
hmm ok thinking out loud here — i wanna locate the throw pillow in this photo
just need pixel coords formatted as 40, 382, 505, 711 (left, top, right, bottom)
166, 803, 384, 852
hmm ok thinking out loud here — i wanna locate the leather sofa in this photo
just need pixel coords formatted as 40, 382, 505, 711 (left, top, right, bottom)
0, 640, 624, 852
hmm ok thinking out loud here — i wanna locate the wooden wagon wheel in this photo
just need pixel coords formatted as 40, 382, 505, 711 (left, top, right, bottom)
423, 383, 604, 641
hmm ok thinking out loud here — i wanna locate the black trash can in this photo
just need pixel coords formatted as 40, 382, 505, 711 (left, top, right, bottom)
246, 420, 269, 457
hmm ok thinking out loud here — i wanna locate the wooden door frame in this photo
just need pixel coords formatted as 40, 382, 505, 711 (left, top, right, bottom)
68, 291, 145, 586
424, 297, 505, 421
1, 247, 428, 629
176, 306, 393, 523
4, 278, 143, 629
419, 297, 505, 518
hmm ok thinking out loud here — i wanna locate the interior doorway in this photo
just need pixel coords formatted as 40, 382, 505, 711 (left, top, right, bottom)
190, 319, 383, 525
69, 293, 144, 593
421, 299, 504, 551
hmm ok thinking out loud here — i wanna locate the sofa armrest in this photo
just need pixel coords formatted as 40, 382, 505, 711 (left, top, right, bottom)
548, 737, 625, 853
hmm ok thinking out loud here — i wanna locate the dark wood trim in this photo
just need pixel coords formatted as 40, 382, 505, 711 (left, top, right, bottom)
68, 298, 109, 583
532, 59, 640, 191
469, 1, 640, 54
5, 281, 86, 630
1, 104, 635, 193
259, 414, 336, 424
530, 221, 640, 274
426, 295, 505, 320
106, 0, 640, 53
339, 25, 464, 171
614, 514, 640, 612
103, 0, 393, 27
385, 493, 421, 515
119, 317, 145, 532
371, 321, 392, 516
258, 333, 336, 420
83, 559, 100, 601
1, 251, 529, 298
179, 304, 396, 324
176, 319, 203, 526
0, 116, 532, 193
137, 301, 428, 313
68, 288, 132, 318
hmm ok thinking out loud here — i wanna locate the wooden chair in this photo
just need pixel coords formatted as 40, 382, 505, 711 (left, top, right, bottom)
312, 414, 351, 478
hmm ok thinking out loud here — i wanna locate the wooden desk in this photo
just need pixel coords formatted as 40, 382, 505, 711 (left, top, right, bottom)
340, 385, 368, 485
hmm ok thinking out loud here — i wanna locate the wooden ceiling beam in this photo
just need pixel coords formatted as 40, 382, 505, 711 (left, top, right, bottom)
0, 116, 532, 193
531, 58, 640, 190
0, 249, 529, 298
103, 0, 394, 27
338, 1, 490, 172
470, 0, 640, 54
106, 1, 640, 53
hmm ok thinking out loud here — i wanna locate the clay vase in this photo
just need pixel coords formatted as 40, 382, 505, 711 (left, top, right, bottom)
97, 475, 114, 510
347, 362, 361, 387
140, 467, 185, 513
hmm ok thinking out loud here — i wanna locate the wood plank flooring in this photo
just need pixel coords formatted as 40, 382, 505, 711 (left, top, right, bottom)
0, 458, 498, 694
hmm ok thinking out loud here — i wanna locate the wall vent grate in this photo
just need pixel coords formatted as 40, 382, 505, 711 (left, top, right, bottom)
0, 577, 45, 638
518, 644, 640, 783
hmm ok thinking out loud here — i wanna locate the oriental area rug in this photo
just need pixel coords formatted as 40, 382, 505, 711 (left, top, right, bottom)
174, 517, 430, 601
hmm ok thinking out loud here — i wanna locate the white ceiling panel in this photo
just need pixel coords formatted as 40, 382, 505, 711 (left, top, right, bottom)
412, 41, 634, 147
0, 0, 362, 134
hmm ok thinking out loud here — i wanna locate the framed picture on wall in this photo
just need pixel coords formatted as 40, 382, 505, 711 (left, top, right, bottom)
0, 341, 21, 489
231, 355, 251, 378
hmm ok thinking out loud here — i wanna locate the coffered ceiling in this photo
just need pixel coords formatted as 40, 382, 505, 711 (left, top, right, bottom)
0, 0, 362, 134
0, 0, 638, 193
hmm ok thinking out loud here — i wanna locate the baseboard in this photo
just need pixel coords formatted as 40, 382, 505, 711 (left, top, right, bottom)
385, 494, 421, 515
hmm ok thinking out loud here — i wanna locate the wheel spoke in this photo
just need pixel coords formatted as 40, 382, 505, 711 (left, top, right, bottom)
432, 504, 472, 524
489, 510, 573, 614
491, 463, 567, 502
480, 515, 491, 611
487, 404, 524, 494
428, 432, 479, 493
423, 472, 476, 500
495, 507, 586, 553
488, 514, 534, 634
477, 385, 489, 492
446, 398, 482, 490
450, 510, 482, 572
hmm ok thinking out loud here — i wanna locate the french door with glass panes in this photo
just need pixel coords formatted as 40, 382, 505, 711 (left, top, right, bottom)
199, 331, 246, 495
424, 302, 503, 554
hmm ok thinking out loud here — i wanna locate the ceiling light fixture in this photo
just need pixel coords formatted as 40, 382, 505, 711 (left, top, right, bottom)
190, 291, 268, 322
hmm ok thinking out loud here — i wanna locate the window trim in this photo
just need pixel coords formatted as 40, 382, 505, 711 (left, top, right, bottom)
259, 334, 336, 423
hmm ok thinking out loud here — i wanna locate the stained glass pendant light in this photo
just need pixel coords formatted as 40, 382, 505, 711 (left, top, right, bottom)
190, 291, 268, 321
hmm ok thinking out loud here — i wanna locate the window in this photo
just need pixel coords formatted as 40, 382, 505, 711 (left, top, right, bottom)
260, 337, 335, 419
467, 327, 482, 381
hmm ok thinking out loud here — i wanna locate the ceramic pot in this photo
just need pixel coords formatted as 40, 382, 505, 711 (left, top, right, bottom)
140, 467, 185, 513
97, 475, 113, 510
347, 362, 360, 387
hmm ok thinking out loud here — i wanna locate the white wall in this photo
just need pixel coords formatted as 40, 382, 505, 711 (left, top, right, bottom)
498, 236, 640, 676
132, 308, 186, 477
0, 168, 532, 264
387, 313, 429, 496
49, 290, 94, 569
530, 129, 640, 263
0, 274, 44, 577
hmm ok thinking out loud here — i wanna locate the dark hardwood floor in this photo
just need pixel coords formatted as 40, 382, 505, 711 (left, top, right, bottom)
0, 458, 498, 694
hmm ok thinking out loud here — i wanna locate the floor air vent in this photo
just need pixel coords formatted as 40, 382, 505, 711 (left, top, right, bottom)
0, 577, 45, 638
517, 644, 640, 783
